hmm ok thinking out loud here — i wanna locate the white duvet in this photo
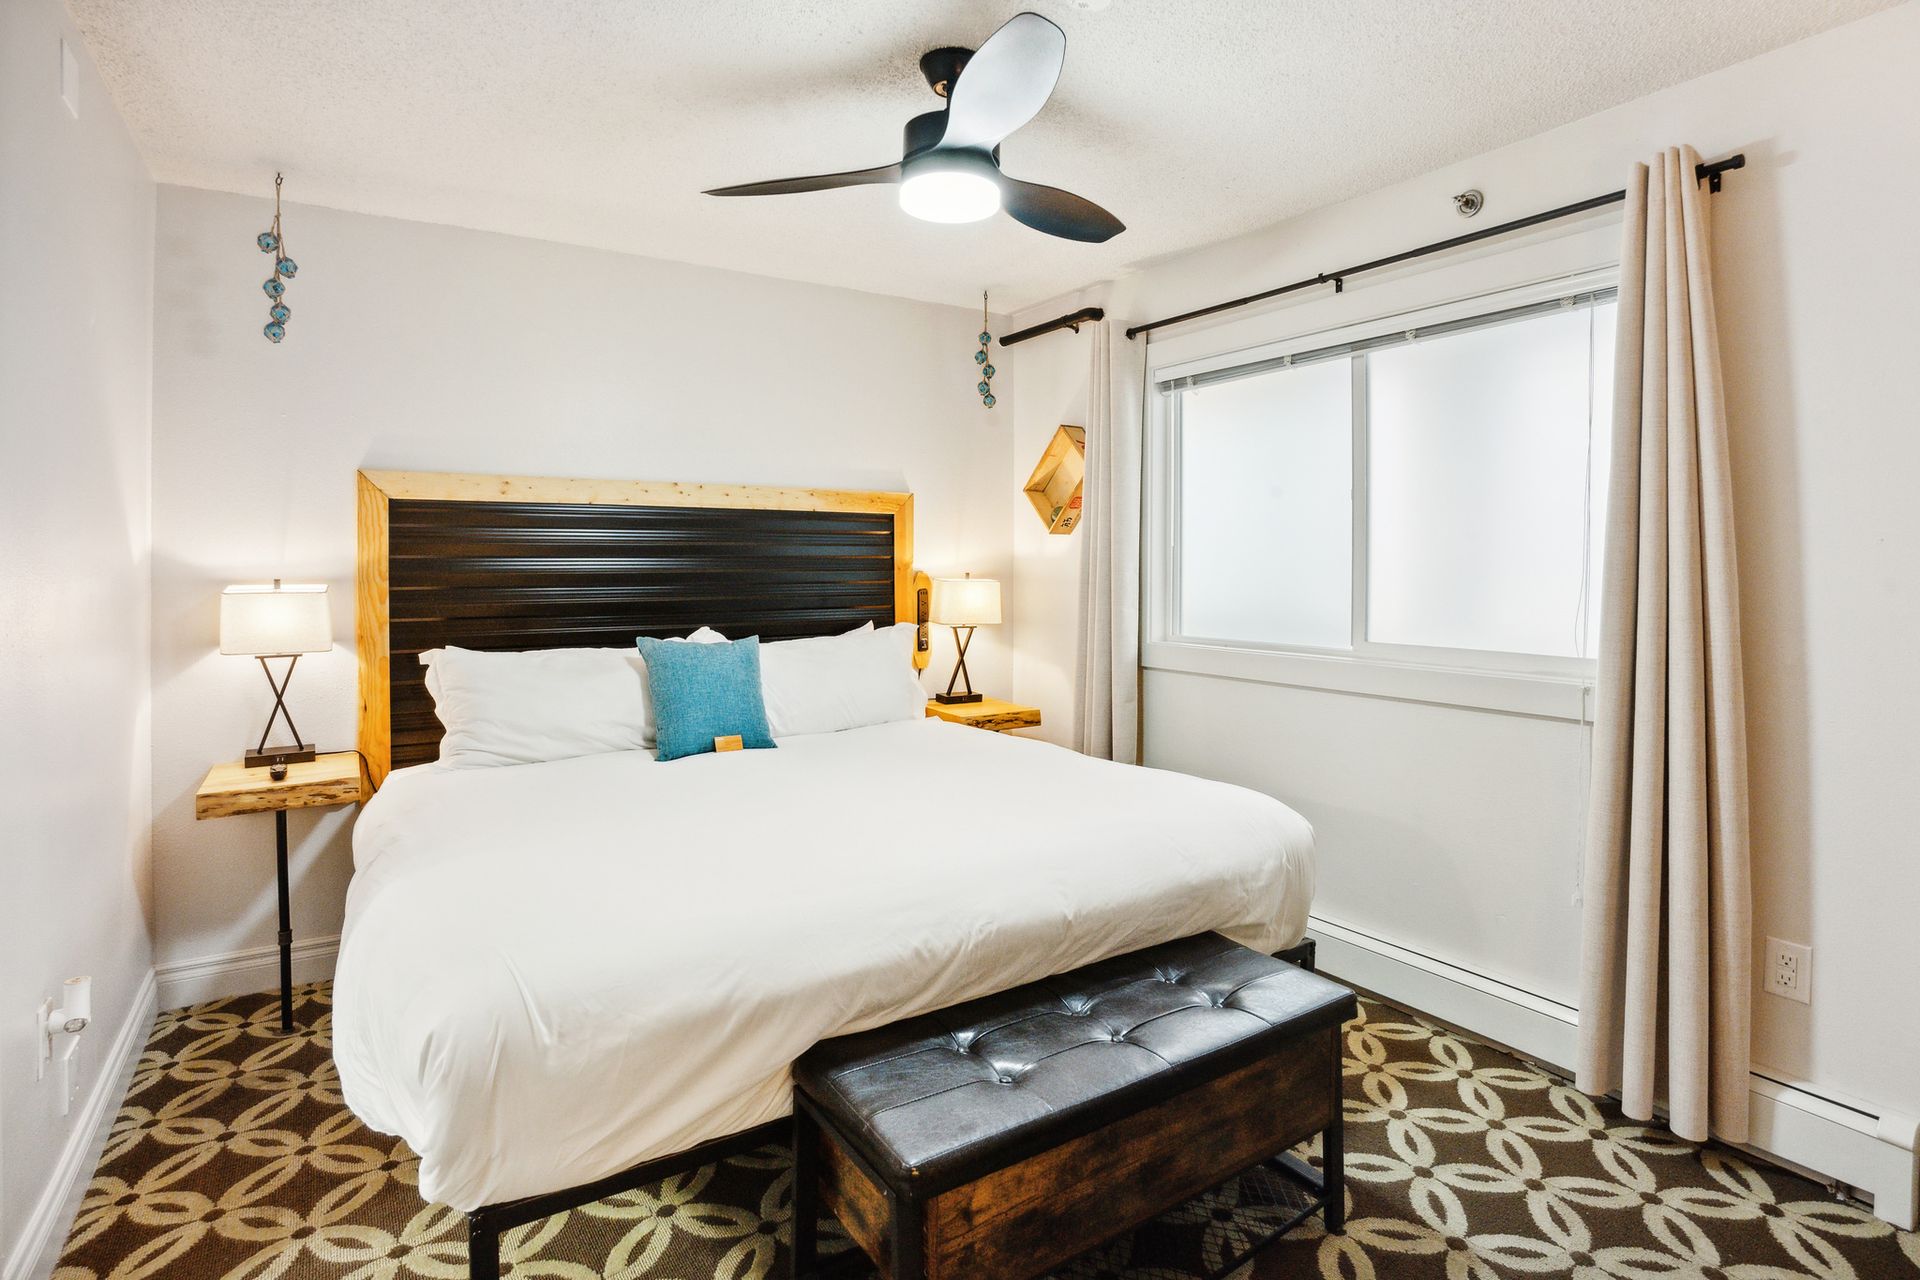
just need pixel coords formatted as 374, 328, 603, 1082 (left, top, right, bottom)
332, 718, 1315, 1210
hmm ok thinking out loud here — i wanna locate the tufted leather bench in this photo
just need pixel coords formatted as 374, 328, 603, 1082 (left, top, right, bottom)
790, 933, 1356, 1280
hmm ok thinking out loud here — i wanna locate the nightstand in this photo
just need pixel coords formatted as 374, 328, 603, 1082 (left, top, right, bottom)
195, 752, 369, 1033
925, 696, 1042, 734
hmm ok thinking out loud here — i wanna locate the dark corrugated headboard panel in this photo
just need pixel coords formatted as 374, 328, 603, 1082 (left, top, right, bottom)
357, 471, 926, 785
385, 499, 896, 772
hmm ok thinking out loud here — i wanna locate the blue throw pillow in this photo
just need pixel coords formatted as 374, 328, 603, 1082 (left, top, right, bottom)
635, 635, 776, 761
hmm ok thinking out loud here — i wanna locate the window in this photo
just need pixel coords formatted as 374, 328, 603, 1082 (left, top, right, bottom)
1159, 288, 1615, 679
1179, 358, 1351, 648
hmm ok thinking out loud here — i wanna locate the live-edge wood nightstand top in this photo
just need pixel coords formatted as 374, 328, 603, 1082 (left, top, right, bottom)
925, 697, 1043, 733
195, 752, 369, 820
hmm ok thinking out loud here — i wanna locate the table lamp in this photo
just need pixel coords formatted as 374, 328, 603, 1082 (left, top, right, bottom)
930, 573, 1001, 705
220, 580, 332, 770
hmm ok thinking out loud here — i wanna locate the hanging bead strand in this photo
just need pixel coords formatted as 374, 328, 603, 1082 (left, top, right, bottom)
258, 172, 298, 343
975, 292, 997, 408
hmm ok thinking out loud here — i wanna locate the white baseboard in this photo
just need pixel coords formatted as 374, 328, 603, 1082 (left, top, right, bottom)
1306, 916, 1581, 1068
154, 934, 340, 1012
1305, 914, 1919, 1229
3, 968, 157, 1280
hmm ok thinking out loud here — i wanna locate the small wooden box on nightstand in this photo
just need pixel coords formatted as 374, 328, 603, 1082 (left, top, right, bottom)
195, 751, 368, 1033
925, 697, 1042, 734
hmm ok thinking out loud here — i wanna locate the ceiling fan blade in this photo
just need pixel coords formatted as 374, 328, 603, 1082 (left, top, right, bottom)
937, 12, 1065, 151
1000, 177, 1125, 243
704, 163, 902, 198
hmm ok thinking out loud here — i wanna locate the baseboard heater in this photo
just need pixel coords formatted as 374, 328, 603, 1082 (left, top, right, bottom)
1304, 915, 1919, 1229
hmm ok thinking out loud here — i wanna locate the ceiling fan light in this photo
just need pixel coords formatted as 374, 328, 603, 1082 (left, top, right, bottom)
899, 169, 1001, 224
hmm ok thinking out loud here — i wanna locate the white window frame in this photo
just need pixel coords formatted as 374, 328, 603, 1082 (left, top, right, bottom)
1144, 270, 1616, 721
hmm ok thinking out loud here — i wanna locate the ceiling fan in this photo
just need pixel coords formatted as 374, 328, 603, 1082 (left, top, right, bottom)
703, 12, 1124, 243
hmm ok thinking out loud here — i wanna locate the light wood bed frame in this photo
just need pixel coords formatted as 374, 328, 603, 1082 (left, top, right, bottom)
355, 469, 929, 788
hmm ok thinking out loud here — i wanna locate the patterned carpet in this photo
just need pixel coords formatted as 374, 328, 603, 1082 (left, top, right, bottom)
58, 982, 1919, 1280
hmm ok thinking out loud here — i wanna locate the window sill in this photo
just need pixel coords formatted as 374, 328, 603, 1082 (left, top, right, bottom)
1141, 640, 1591, 721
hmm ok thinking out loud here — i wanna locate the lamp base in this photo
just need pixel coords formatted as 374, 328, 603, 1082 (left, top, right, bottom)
245, 743, 316, 770
932, 692, 984, 705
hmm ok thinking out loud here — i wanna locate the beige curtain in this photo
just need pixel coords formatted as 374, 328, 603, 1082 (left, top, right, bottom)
1577, 146, 1752, 1144
1072, 320, 1143, 763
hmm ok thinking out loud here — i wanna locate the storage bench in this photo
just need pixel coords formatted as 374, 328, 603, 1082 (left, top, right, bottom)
790, 932, 1355, 1280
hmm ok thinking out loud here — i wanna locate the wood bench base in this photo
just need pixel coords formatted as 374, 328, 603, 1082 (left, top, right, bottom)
794, 1022, 1343, 1280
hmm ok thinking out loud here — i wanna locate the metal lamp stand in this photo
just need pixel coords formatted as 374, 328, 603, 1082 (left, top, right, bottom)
245, 653, 316, 770
934, 625, 983, 705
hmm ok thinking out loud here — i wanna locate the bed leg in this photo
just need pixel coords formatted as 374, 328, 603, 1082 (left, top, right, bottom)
468, 1210, 501, 1280
1275, 937, 1316, 972
791, 1105, 819, 1279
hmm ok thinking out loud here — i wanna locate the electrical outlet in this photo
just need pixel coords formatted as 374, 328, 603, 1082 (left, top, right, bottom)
1765, 937, 1811, 1004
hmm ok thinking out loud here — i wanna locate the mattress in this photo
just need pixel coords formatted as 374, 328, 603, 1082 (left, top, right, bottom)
331, 717, 1315, 1210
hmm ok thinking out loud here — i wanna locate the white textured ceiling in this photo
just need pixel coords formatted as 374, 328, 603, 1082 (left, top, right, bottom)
71, 0, 1891, 311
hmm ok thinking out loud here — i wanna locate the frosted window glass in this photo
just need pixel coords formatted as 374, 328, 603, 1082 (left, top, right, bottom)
1366, 304, 1614, 658
1178, 360, 1351, 647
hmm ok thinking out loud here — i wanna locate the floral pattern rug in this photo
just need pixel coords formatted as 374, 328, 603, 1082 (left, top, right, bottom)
58, 982, 1920, 1279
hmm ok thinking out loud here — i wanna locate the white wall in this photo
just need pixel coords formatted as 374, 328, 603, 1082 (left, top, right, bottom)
1008, 0, 1920, 1127
0, 0, 156, 1271
1007, 321, 1094, 746
148, 185, 1015, 982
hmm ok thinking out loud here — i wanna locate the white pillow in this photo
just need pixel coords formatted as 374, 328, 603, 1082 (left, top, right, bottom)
420, 646, 652, 768
419, 629, 729, 765
761, 621, 871, 652
760, 622, 926, 737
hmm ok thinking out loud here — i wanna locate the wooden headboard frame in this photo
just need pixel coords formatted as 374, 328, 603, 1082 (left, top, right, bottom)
356, 469, 929, 788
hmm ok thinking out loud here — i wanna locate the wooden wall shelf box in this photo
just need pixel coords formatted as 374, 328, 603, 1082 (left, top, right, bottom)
1023, 425, 1085, 535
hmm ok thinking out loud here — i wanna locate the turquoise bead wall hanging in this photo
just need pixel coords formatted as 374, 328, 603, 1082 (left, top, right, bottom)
256, 173, 301, 343
975, 292, 997, 408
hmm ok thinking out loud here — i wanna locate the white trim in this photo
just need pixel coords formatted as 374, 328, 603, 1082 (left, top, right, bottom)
1145, 640, 1591, 721
1309, 916, 1920, 1228
155, 934, 340, 1011
1349, 355, 1371, 656
4, 969, 156, 1280
1151, 266, 1621, 387
1307, 915, 1580, 1068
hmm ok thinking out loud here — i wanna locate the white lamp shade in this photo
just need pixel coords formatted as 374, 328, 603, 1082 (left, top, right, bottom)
220, 583, 333, 655
930, 576, 1002, 626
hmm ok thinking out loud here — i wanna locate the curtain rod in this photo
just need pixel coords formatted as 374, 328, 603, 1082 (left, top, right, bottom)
1125, 153, 1746, 341
998, 306, 1105, 348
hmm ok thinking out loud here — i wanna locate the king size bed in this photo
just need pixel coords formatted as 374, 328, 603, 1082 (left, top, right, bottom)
335, 470, 1317, 1276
